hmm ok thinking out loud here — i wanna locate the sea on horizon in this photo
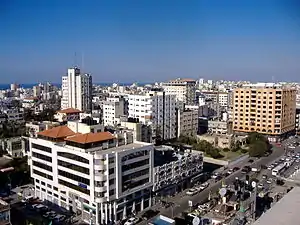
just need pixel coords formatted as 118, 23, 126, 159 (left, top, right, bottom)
0, 82, 151, 90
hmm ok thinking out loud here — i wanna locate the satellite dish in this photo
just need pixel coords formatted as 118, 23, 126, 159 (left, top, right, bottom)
251, 181, 257, 188
219, 188, 227, 197
192, 216, 201, 225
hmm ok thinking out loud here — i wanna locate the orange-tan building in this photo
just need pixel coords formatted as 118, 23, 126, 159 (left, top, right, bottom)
232, 83, 296, 141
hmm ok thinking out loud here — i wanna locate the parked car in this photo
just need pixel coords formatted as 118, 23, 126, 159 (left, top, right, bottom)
241, 166, 251, 174
211, 173, 220, 179
124, 217, 140, 225
186, 188, 199, 196
142, 210, 159, 220
233, 167, 240, 172
199, 182, 209, 190
257, 183, 264, 189
227, 169, 234, 174
267, 178, 273, 184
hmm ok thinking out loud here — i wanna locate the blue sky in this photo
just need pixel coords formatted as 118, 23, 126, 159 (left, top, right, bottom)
1, 0, 300, 83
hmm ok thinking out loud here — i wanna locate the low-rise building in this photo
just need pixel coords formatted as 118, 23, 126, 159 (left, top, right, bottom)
54, 108, 82, 123
29, 123, 154, 224
0, 137, 23, 158
120, 118, 152, 143
26, 121, 60, 137
207, 120, 228, 135
153, 147, 203, 196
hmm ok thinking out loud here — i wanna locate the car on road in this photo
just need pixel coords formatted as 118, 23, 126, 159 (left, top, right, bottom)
248, 159, 254, 163
295, 166, 299, 170
142, 210, 159, 220
267, 178, 273, 184
186, 188, 199, 196
227, 169, 234, 174
199, 182, 209, 190
211, 173, 220, 179
257, 183, 264, 189
241, 166, 251, 174
233, 167, 240, 172
124, 217, 140, 225
262, 175, 268, 179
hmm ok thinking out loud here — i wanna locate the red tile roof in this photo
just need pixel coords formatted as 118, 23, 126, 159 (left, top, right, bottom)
38, 125, 76, 139
57, 108, 82, 114
65, 132, 115, 144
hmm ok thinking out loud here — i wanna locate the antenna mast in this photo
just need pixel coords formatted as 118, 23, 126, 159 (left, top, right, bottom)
81, 52, 84, 71
74, 52, 78, 68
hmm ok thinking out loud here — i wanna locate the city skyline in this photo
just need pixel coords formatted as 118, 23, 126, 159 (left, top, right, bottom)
1, 0, 300, 83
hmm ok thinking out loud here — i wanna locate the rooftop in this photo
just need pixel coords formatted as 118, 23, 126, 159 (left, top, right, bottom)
57, 108, 82, 114
253, 187, 300, 225
65, 132, 115, 144
167, 78, 196, 83
38, 125, 76, 139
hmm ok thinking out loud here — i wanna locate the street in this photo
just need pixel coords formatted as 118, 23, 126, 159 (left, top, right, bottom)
137, 143, 287, 225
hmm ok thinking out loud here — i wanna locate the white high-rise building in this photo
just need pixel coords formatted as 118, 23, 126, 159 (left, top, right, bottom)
29, 122, 154, 224
162, 78, 196, 105
127, 90, 177, 140
61, 67, 92, 112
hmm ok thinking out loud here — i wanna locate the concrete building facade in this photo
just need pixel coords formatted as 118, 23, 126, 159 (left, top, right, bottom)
233, 83, 296, 141
61, 67, 92, 112
127, 91, 177, 140
176, 109, 199, 138
162, 78, 196, 105
29, 124, 154, 225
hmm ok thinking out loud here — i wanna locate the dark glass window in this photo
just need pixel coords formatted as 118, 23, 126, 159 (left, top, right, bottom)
32, 161, 52, 172
58, 170, 89, 185
32, 152, 52, 162
31, 143, 52, 153
57, 152, 89, 164
58, 160, 89, 175
58, 179, 90, 195
33, 169, 53, 180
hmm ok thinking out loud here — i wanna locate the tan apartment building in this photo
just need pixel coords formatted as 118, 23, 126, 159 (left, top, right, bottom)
233, 83, 296, 142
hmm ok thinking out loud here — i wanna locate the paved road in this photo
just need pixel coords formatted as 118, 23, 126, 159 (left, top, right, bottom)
136, 145, 287, 225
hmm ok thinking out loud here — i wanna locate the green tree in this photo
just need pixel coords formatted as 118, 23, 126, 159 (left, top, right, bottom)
248, 140, 268, 157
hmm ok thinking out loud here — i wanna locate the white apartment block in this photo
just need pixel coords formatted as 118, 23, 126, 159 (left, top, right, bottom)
61, 67, 92, 112
127, 91, 177, 140
153, 152, 203, 193
162, 78, 196, 105
177, 109, 199, 138
102, 97, 125, 126
29, 124, 154, 225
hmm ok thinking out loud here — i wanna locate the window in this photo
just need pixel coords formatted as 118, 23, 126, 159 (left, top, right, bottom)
58, 170, 89, 185
31, 143, 52, 153
122, 159, 149, 172
58, 179, 90, 195
32, 152, 52, 162
109, 168, 114, 174
109, 179, 115, 185
109, 189, 115, 196
57, 152, 89, 164
33, 170, 53, 180
32, 161, 52, 172
58, 160, 89, 175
